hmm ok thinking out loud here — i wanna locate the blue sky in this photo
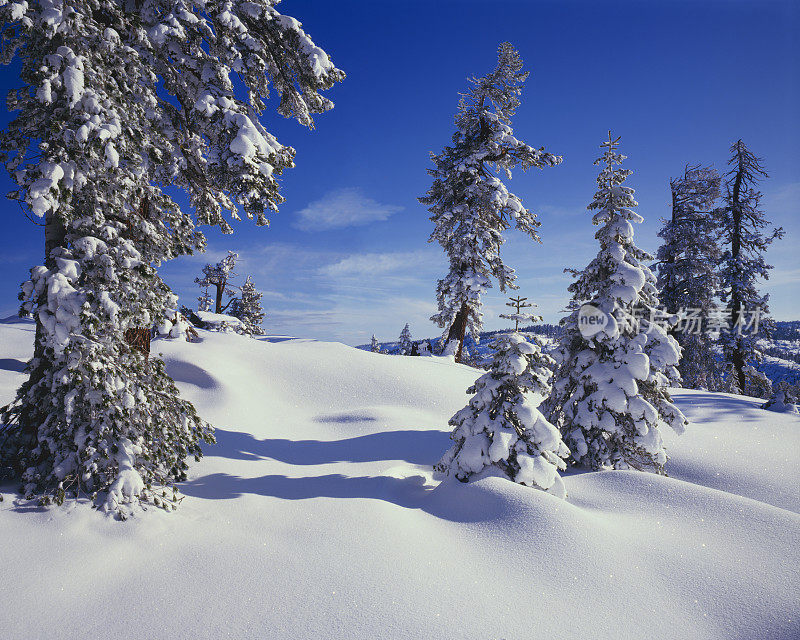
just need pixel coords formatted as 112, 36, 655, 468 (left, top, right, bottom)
0, 0, 797, 345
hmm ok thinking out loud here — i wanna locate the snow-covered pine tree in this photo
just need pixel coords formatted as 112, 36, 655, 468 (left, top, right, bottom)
716, 140, 784, 395
197, 287, 213, 313
761, 381, 799, 414
231, 276, 264, 335
196, 251, 239, 314
544, 133, 687, 474
419, 42, 562, 363
370, 335, 380, 353
398, 323, 413, 355
0, 0, 343, 514
436, 332, 570, 497
655, 164, 723, 389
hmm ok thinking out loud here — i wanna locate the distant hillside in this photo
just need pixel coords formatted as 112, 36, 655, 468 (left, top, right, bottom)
361, 321, 800, 383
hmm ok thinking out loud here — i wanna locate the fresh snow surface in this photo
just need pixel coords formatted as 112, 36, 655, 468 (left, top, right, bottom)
0, 318, 798, 640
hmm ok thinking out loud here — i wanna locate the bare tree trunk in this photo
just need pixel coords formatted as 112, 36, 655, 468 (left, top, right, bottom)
215, 283, 224, 314
666, 187, 680, 339
125, 328, 151, 357
447, 301, 470, 363
730, 154, 745, 393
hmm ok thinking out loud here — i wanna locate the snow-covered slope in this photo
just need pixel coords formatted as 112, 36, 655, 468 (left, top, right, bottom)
0, 318, 798, 640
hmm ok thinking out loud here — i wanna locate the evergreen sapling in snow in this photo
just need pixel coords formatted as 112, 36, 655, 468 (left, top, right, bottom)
398, 323, 413, 355
231, 276, 265, 335
500, 295, 539, 332
436, 332, 570, 497
197, 287, 213, 313
420, 42, 561, 362
544, 133, 687, 474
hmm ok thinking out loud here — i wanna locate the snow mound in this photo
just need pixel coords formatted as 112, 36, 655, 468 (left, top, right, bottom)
0, 319, 797, 640
193, 310, 245, 331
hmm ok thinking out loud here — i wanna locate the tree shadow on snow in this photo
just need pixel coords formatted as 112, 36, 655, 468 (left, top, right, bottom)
164, 360, 217, 390
206, 428, 451, 466
673, 391, 766, 420
180, 470, 522, 523
314, 413, 378, 424
0, 358, 27, 373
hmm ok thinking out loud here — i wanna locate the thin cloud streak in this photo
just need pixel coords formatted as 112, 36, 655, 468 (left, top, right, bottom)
293, 188, 402, 231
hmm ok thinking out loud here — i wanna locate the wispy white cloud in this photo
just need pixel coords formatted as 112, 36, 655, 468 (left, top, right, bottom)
764, 182, 800, 217
318, 250, 438, 278
765, 267, 800, 287
293, 188, 402, 231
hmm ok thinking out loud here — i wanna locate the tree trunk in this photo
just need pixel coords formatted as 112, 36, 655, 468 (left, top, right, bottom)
34, 210, 67, 359
447, 301, 470, 363
123, 198, 151, 358
215, 283, 224, 314
666, 186, 680, 339
730, 153, 745, 392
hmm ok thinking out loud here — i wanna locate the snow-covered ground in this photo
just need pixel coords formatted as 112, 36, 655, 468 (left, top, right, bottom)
0, 317, 798, 640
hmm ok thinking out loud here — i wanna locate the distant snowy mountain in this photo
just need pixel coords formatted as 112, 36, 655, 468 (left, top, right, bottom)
0, 318, 798, 640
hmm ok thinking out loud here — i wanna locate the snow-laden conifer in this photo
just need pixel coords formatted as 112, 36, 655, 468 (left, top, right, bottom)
655, 165, 723, 389
761, 382, 799, 414
196, 252, 239, 314
716, 141, 783, 395
0, 0, 343, 514
544, 133, 687, 474
197, 288, 213, 313
419, 42, 561, 362
370, 335, 380, 353
231, 276, 265, 335
398, 324, 413, 355
436, 332, 569, 497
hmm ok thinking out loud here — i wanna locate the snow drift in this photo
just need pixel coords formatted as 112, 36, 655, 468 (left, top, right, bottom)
0, 318, 797, 640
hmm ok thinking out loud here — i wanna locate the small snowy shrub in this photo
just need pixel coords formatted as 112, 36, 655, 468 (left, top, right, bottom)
156, 313, 198, 342
761, 382, 799, 414
436, 333, 570, 498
